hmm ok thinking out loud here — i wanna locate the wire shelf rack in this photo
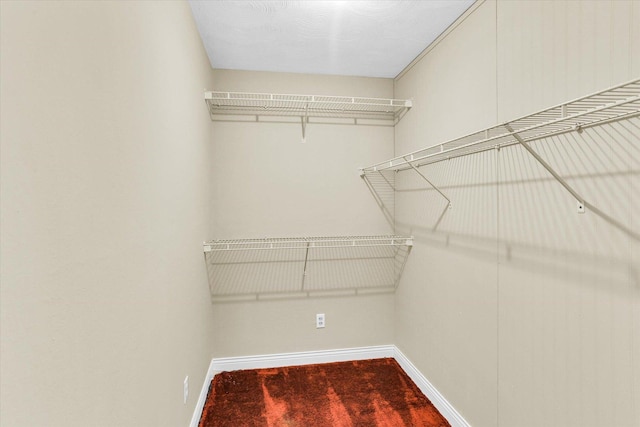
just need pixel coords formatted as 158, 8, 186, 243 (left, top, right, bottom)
205, 91, 412, 125
362, 78, 640, 173
360, 78, 640, 240
203, 235, 413, 302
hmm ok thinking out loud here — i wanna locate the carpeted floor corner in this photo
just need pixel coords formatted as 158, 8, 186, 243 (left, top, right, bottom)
198, 357, 451, 427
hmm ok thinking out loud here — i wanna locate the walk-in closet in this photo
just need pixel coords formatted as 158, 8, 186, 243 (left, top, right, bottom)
1, 1, 638, 426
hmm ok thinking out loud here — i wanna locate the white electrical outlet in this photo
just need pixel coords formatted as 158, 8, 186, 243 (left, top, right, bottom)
577, 201, 585, 214
183, 376, 189, 404
316, 313, 325, 328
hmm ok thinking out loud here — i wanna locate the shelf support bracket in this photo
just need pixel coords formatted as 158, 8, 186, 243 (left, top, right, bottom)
301, 116, 307, 142
301, 241, 310, 291
505, 124, 639, 241
505, 124, 586, 206
301, 103, 309, 143
403, 156, 452, 209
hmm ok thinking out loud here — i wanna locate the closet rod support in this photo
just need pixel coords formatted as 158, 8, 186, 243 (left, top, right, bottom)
301, 116, 307, 142
301, 241, 310, 291
403, 156, 452, 209
505, 124, 640, 241
504, 124, 585, 206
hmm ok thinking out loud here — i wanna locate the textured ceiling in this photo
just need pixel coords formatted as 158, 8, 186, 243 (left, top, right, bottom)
189, 0, 474, 79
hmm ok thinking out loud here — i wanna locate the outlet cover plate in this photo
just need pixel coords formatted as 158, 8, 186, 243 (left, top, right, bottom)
316, 313, 325, 328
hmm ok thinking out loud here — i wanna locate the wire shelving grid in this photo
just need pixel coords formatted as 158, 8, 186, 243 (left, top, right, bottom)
362, 79, 640, 173
203, 235, 413, 302
205, 91, 412, 124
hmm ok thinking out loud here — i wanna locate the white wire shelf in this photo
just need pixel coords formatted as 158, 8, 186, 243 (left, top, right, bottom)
360, 78, 640, 240
203, 235, 413, 302
204, 235, 413, 252
362, 78, 640, 173
204, 91, 412, 125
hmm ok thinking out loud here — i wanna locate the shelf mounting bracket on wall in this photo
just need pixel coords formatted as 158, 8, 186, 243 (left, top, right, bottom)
504, 123, 586, 208
505, 123, 639, 240
403, 155, 452, 210
301, 241, 310, 290
301, 116, 306, 142
301, 103, 309, 142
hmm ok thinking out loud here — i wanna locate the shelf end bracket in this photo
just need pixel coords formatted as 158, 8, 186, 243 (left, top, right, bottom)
505, 124, 640, 241
403, 156, 452, 209
301, 116, 307, 143
505, 123, 586, 209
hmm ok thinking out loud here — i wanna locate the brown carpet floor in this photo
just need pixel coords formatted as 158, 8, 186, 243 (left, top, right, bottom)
199, 358, 451, 427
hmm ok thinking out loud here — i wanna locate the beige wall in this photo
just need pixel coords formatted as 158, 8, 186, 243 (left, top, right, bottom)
0, 2, 215, 426
209, 69, 396, 357
394, 1, 640, 426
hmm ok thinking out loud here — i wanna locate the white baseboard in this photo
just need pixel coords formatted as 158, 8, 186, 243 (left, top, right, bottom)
190, 344, 469, 427
210, 344, 395, 373
393, 346, 471, 427
189, 357, 217, 427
